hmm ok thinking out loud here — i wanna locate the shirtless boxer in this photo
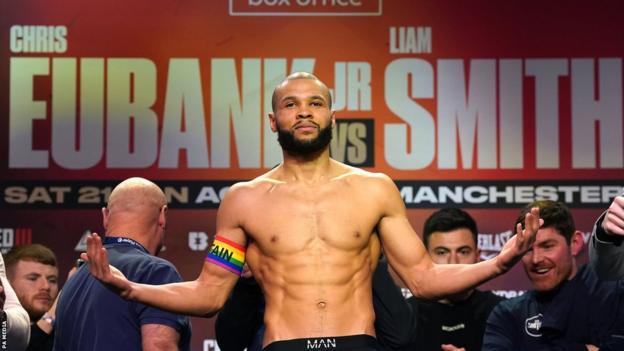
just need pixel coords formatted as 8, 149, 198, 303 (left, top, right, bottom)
84, 72, 541, 351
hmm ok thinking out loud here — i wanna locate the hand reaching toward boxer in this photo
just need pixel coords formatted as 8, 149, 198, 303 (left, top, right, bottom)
80, 233, 134, 299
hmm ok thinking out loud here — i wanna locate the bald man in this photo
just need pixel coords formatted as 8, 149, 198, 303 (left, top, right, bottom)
84, 73, 540, 351
54, 177, 192, 351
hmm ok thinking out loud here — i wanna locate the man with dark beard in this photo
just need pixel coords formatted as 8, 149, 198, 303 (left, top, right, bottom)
275, 105, 333, 155
83, 72, 541, 351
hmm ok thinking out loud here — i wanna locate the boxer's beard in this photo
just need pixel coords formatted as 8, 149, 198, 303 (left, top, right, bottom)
278, 123, 333, 155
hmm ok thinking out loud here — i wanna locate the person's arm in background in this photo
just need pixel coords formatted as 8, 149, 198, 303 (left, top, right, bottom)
215, 276, 265, 351
372, 256, 418, 350
1, 252, 30, 351
589, 195, 624, 280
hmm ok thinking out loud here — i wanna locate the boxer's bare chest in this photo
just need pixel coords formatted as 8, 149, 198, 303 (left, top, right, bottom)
242, 179, 381, 254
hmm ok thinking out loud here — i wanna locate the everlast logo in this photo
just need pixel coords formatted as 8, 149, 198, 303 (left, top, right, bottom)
525, 314, 543, 337
306, 338, 337, 349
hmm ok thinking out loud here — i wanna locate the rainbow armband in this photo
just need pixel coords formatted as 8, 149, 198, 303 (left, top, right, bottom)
206, 236, 246, 275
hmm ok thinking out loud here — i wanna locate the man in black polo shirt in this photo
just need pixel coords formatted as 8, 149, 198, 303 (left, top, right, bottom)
404, 208, 503, 351
54, 177, 192, 351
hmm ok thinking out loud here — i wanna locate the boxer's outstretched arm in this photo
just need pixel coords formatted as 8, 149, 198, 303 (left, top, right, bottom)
82, 234, 239, 316
82, 184, 247, 317
373, 174, 541, 300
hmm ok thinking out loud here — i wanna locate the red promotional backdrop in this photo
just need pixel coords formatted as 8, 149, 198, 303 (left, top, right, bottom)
2, 1, 624, 349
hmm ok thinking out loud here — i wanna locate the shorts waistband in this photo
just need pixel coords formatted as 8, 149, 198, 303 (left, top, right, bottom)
263, 334, 379, 351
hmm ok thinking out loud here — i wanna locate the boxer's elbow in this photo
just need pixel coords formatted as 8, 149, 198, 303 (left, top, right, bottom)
404, 272, 434, 300
202, 297, 226, 317
406, 281, 437, 300
196, 283, 230, 317
404, 263, 440, 300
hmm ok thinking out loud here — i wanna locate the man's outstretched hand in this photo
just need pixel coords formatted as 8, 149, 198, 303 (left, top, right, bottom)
80, 233, 134, 298
496, 207, 542, 273
602, 195, 624, 238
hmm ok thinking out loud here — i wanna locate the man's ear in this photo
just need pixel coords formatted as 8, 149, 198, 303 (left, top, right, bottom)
102, 207, 109, 230
269, 112, 277, 132
570, 230, 584, 256
158, 205, 167, 229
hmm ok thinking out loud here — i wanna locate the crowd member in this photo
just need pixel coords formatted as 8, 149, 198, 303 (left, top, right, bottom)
5, 244, 59, 351
1, 251, 30, 351
84, 72, 540, 351
483, 200, 624, 350
589, 192, 624, 280
403, 208, 503, 351
54, 177, 192, 351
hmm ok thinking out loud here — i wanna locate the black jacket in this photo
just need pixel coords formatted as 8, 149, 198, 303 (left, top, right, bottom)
483, 265, 624, 350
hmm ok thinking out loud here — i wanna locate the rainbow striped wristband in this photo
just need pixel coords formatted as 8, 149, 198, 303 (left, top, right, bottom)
206, 235, 246, 275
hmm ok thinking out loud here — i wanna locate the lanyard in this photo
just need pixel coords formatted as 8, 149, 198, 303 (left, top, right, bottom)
103, 236, 149, 254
